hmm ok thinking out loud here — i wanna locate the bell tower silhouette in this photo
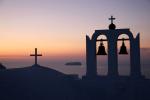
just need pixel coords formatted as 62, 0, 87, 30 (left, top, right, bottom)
84, 16, 143, 79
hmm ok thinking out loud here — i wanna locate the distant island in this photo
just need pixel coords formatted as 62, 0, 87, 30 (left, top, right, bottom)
65, 62, 82, 66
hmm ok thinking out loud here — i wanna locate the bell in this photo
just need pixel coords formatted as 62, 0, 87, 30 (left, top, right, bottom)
97, 41, 107, 55
119, 39, 128, 54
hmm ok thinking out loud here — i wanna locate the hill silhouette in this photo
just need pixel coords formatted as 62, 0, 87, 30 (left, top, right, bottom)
0, 64, 82, 100
0, 64, 150, 100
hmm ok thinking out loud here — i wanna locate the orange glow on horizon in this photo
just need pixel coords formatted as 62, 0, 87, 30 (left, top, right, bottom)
0, 44, 85, 58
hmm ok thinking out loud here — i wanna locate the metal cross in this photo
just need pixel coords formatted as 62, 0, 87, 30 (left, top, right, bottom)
109, 16, 115, 24
30, 48, 42, 65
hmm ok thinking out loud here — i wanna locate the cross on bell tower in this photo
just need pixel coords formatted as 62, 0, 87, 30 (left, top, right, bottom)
109, 15, 115, 24
108, 16, 116, 30
30, 48, 42, 65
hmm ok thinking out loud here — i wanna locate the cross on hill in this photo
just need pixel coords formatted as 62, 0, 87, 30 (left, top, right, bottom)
30, 48, 42, 65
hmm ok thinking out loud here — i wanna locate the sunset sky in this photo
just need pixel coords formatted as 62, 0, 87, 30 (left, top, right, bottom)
0, 0, 150, 74
0, 0, 150, 56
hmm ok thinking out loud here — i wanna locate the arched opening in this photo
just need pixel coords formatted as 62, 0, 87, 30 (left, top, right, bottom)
96, 35, 108, 76
117, 34, 130, 76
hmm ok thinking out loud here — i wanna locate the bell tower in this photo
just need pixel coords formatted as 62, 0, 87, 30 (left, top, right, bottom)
84, 16, 142, 79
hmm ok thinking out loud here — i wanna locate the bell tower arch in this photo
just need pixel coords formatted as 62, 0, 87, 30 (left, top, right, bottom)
96, 35, 108, 75
84, 16, 143, 79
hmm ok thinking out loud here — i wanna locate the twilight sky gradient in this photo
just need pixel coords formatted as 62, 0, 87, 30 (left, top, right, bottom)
0, 0, 150, 77
0, 0, 150, 57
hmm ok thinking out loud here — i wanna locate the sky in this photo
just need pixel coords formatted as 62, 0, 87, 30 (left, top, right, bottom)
0, 0, 150, 77
0, 0, 150, 56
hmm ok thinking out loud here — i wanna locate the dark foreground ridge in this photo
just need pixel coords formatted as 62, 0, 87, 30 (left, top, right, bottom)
0, 64, 150, 100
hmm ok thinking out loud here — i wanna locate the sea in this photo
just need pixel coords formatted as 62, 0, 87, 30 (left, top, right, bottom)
0, 54, 150, 79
